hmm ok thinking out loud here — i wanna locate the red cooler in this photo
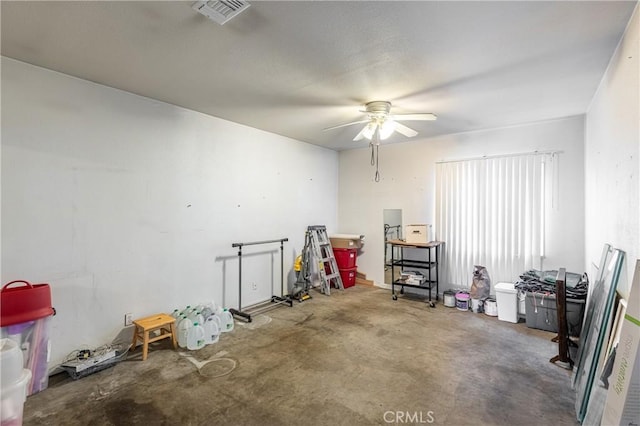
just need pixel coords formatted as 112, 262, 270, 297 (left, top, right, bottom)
1, 280, 55, 396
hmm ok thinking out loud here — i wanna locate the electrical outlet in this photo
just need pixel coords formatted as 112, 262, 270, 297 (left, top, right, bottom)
251, 282, 258, 291
124, 313, 133, 326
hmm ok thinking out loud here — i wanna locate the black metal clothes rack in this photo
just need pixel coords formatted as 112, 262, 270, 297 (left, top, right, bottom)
387, 239, 442, 308
229, 238, 293, 323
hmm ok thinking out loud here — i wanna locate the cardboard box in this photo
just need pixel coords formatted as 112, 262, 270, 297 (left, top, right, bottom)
329, 234, 364, 249
405, 224, 431, 244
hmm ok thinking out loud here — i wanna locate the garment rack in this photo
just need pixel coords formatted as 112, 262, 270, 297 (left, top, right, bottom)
229, 238, 292, 323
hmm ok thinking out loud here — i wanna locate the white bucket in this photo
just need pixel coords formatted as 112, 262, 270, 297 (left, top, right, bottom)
443, 291, 456, 308
471, 298, 483, 313
1, 368, 32, 426
1, 338, 31, 424
484, 298, 498, 316
455, 291, 470, 311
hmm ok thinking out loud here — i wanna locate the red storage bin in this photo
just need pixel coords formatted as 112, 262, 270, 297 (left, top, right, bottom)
1, 280, 55, 395
333, 248, 357, 269
339, 267, 357, 288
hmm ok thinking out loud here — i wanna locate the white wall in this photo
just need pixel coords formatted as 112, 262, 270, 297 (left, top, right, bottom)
339, 116, 586, 290
1, 58, 338, 367
585, 5, 639, 298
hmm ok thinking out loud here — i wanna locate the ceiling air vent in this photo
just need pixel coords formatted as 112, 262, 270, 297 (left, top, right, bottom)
192, 1, 251, 25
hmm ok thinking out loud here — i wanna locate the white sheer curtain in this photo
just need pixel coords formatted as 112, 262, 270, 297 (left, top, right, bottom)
436, 153, 550, 289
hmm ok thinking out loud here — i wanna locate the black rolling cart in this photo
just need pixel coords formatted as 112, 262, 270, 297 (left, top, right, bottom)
387, 239, 442, 307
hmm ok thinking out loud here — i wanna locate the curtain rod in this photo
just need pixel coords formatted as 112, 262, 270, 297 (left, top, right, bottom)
436, 150, 562, 165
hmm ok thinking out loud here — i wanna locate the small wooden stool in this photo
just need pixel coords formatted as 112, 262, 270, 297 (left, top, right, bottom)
130, 313, 177, 360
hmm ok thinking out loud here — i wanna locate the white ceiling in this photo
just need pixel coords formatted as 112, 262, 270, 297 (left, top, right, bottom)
1, 1, 636, 151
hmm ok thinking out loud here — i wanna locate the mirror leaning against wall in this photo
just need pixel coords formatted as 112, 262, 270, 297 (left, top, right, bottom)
383, 209, 402, 285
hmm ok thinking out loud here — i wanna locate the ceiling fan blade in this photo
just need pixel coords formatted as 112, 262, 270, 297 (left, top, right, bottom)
391, 113, 437, 121
323, 119, 369, 132
353, 123, 372, 141
394, 122, 418, 138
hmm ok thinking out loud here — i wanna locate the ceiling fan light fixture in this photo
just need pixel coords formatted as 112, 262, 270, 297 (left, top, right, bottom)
379, 120, 396, 140
362, 122, 377, 140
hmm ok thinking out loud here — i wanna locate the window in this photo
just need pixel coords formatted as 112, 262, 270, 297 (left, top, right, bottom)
435, 153, 554, 287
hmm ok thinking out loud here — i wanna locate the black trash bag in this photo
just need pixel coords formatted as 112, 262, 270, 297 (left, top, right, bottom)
470, 265, 491, 299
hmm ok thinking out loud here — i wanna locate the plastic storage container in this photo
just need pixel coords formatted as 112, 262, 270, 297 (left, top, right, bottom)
525, 292, 586, 336
1, 280, 55, 396
495, 282, 518, 323
1, 338, 32, 426
333, 248, 357, 269
339, 267, 357, 288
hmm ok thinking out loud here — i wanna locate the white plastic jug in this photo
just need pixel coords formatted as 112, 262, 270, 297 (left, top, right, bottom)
170, 309, 180, 321
200, 300, 217, 320
220, 309, 234, 333
187, 323, 206, 350
200, 306, 213, 320
177, 317, 193, 348
175, 314, 186, 328
188, 310, 204, 326
208, 314, 222, 331
180, 305, 192, 316
203, 317, 220, 345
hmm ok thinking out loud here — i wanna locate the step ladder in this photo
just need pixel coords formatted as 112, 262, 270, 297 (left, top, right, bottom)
308, 225, 344, 295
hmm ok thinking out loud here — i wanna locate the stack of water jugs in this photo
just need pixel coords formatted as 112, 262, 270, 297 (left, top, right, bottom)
171, 302, 234, 351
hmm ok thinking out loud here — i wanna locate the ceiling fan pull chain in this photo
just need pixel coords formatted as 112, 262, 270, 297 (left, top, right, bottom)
370, 142, 375, 166
374, 144, 380, 182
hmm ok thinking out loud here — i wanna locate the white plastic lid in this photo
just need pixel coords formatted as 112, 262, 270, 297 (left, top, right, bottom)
495, 282, 517, 293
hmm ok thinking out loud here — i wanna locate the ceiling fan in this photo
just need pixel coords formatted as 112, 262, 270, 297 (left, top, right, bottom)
323, 101, 437, 143
324, 101, 437, 182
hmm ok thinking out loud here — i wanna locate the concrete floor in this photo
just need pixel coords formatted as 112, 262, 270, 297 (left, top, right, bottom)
23, 286, 578, 425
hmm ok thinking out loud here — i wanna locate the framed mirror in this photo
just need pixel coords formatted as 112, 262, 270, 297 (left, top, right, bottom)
383, 209, 402, 285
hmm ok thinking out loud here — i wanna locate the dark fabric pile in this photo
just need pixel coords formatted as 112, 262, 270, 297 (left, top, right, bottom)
514, 269, 588, 299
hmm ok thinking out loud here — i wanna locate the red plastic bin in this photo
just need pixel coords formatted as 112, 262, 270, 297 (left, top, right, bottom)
1, 280, 55, 396
333, 248, 357, 269
339, 267, 357, 288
